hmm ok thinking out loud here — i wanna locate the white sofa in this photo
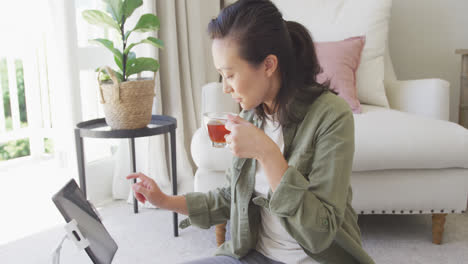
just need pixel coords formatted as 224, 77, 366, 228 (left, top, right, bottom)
190, 0, 468, 245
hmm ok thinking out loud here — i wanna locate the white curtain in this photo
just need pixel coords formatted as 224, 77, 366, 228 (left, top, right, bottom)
112, 0, 221, 207
45, 0, 83, 175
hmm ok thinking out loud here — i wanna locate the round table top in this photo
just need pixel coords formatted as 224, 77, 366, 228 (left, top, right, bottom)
75, 115, 177, 139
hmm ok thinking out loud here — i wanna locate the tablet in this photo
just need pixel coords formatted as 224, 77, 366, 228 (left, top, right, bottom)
52, 179, 118, 264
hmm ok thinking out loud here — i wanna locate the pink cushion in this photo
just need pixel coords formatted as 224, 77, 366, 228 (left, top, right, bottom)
315, 36, 365, 114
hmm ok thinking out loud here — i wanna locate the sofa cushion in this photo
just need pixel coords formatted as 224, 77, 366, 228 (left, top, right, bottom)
193, 105, 468, 173
353, 105, 468, 171
273, 0, 392, 108
315, 36, 365, 114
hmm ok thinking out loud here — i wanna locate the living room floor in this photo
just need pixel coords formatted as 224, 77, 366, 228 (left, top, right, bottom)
0, 200, 467, 264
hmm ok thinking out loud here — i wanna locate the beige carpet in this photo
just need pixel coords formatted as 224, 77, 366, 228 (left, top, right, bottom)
1, 201, 467, 264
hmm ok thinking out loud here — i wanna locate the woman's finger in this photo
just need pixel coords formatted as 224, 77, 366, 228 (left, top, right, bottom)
225, 134, 232, 144
133, 183, 150, 197
134, 192, 146, 203
126, 173, 140, 180
227, 114, 245, 124
225, 120, 233, 131
126, 172, 151, 182
229, 115, 251, 126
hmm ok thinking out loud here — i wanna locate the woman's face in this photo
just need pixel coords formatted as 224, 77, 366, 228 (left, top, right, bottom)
212, 38, 278, 111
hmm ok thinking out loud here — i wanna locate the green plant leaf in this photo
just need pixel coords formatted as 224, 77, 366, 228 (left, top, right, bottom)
89, 38, 123, 63
96, 67, 123, 83
127, 51, 136, 61
126, 55, 136, 72
122, 0, 143, 20
124, 31, 132, 41
99, 72, 111, 82
125, 14, 160, 41
122, 51, 136, 78
115, 71, 124, 82
124, 43, 136, 55
114, 55, 123, 71
126, 57, 160, 77
96, 67, 111, 82
124, 37, 164, 55
82, 10, 121, 33
103, 0, 123, 23
132, 14, 160, 32
144, 37, 164, 48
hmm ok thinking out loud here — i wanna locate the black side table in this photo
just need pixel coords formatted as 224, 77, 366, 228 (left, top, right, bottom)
74, 115, 179, 237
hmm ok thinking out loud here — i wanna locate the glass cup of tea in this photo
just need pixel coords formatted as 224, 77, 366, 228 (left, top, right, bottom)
203, 112, 236, 148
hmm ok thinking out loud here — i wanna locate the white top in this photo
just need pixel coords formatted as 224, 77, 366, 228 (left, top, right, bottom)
254, 115, 318, 264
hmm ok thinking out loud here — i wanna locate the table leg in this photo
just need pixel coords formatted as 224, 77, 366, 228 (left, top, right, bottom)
74, 129, 87, 197
170, 129, 178, 237
129, 138, 138, 214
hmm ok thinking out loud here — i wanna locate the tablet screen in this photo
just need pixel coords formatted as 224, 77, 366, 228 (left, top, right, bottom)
52, 179, 118, 264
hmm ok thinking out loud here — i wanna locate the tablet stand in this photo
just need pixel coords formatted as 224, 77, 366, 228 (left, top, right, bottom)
52, 219, 90, 264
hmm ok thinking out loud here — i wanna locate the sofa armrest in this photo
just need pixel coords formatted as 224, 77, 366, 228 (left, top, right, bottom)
191, 128, 232, 171
385, 79, 450, 121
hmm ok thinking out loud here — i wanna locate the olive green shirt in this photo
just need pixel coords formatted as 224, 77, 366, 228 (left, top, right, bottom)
179, 90, 375, 264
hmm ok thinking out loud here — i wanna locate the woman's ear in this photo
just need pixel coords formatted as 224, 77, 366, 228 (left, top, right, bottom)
264, 54, 278, 77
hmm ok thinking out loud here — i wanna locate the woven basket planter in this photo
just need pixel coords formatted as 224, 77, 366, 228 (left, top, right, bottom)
98, 67, 155, 130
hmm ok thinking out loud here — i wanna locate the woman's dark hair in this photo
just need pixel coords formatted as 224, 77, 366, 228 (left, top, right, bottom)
208, 0, 334, 126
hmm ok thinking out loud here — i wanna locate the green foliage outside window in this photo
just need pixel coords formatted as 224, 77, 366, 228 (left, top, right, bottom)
0, 58, 48, 161
0, 58, 28, 130
44, 138, 53, 154
0, 138, 30, 161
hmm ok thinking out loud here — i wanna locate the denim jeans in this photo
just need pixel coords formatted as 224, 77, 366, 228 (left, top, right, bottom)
180, 249, 285, 264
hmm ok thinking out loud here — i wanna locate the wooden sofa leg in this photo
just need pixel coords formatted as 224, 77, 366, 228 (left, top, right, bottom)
432, 214, 447, 244
215, 222, 227, 247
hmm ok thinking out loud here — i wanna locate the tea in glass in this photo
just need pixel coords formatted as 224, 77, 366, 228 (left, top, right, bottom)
203, 112, 235, 148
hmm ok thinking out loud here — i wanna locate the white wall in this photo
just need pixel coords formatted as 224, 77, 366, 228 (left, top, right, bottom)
389, 0, 468, 123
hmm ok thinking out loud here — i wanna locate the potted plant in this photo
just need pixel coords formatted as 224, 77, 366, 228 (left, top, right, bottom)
82, 0, 164, 129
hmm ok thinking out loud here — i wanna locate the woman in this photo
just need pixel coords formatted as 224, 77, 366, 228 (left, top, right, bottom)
126, 0, 374, 263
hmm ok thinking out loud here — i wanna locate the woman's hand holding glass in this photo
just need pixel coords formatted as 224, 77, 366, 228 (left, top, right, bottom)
224, 114, 273, 160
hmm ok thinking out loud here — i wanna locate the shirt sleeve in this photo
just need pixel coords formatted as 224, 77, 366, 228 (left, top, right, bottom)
179, 167, 232, 229
268, 109, 355, 254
